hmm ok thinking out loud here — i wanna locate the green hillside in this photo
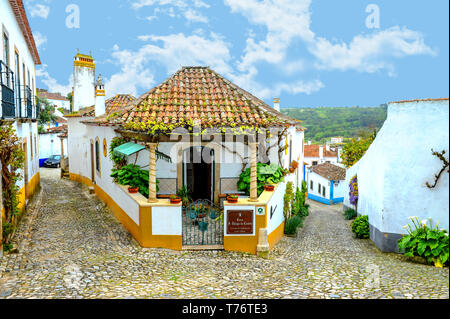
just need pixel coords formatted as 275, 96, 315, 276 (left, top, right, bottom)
282, 105, 388, 144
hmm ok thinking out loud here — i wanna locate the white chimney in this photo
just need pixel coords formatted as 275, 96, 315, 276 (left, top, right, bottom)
273, 98, 280, 112
308, 141, 311, 145
326, 144, 330, 151
95, 74, 106, 117
319, 145, 324, 159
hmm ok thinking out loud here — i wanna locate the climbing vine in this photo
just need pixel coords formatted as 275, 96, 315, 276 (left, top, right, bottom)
349, 175, 358, 212
426, 149, 449, 189
0, 122, 25, 251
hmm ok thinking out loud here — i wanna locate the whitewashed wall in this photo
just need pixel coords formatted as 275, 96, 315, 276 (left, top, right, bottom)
0, 0, 37, 119
67, 117, 92, 179
307, 172, 330, 200
344, 99, 449, 237
39, 133, 68, 159
267, 181, 286, 235
14, 122, 39, 190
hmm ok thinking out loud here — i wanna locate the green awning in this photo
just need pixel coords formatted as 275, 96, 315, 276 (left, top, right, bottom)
113, 142, 145, 158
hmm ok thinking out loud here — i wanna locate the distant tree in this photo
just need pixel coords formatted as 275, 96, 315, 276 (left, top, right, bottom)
66, 92, 73, 112
341, 129, 377, 168
37, 96, 57, 126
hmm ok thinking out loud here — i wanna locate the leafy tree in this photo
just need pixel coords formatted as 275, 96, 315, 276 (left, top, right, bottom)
341, 129, 377, 168
66, 92, 73, 112
37, 96, 57, 126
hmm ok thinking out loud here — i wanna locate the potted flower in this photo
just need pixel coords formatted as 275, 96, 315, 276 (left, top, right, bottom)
227, 194, 239, 203
128, 186, 139, 193
170, 195, 182, 204
264, 184, 275, 192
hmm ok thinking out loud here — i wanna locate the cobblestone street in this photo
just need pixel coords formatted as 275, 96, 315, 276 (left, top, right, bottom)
0, 168, 448, 299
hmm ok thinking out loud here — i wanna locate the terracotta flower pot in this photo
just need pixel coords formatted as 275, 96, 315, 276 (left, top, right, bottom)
227, 196, 239, 203
264, 185, 275, 192
128, 187, 139, 194
289, 167, 295, 173
170, 197, 182, 204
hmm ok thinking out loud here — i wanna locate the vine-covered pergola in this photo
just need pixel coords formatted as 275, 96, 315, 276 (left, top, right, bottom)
84, 66, 303, 203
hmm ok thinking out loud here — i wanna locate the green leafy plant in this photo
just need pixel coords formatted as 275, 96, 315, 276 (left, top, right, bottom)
398, 217, 449, 267
284, 216, 303, 235
351, 215, 370, 239
341, 130, 377, 168
111, 164, 159, 198
283, 182, 295, 219
237, 163, 285, 197
344, 208, 357, 220
176, 186, 192, 206
109, 136, 129, 169
0, 122, 25, 252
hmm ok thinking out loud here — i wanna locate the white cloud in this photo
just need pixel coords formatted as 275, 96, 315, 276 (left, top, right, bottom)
184, 8, 208, 23
33, 31, 47, 50
310, 26, 437, 74
36, 64, 72, 96
224, 0, 436, 79
28, 3, 50, 19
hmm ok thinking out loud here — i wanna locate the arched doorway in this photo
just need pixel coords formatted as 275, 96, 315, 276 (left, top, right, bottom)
183, 146, 215, 201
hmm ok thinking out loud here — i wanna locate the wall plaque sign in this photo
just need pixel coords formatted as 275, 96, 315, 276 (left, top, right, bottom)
226, 210, 253, 235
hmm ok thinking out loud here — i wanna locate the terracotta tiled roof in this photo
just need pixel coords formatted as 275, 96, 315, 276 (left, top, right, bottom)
101, 67, 300, 132
69, 94, 136, 118
304, 144, 337, 158
311, 162, 346, 181
8, 0, 41, 64
46, 124, 67, 134
389, 98, 449, 104
38, 90, 68, 101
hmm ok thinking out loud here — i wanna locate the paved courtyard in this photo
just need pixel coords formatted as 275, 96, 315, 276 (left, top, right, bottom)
0, 168, 448, 299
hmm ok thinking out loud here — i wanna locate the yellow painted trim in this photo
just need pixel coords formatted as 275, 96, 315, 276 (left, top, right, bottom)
268, 221, 285, 249
70, 173, 182, 250
140, 206, 182, 250
69, 173, 94, 187
74, 61, 95, 68
223, 208, 266, 255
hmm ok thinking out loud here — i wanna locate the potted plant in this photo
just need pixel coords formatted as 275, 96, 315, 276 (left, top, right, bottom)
128, 186, 139, 193
195, 204, 207, 218
289, 167, 295, 173
291, 160, 299, 169
264, 184, 275, 192
227, 194, 239, 203
169, 195, 182, 204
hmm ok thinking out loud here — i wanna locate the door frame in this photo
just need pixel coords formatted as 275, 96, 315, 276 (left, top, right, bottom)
177, 143, 220, 204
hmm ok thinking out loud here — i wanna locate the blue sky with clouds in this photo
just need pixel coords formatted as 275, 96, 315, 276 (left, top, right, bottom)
25, 0, 449, 108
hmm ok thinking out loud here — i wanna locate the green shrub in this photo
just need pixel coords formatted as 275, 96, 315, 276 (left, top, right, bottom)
111, 164, 159, 198
398, 217, 449, 267
344, 208, 357, 220
237, 163, 286, 197
284, 216, 303, 235
351, 215, 370, 239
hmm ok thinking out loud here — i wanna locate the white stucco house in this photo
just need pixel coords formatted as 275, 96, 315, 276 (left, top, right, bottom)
307, 162, 346, 205
304, 143, 338, 167
1, 0, 41, 225
344, 98, 449, 252
63, 53, 306, 254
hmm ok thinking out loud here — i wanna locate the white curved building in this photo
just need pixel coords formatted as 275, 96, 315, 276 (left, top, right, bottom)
344, 98, 449, 252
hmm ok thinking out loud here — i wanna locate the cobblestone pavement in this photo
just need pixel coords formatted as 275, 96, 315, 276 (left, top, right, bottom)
0, 168, 448, 299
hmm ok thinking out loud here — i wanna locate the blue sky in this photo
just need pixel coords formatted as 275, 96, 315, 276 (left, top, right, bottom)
25, 0, 449, 108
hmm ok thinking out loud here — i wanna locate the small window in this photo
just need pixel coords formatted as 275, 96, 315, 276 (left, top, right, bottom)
312, 161, 318, 166
323, 186, 326, 197
310, 180, 313, 191
3, 32, 9, 66
95, 139, 100, 173
318, 184, 321, 194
